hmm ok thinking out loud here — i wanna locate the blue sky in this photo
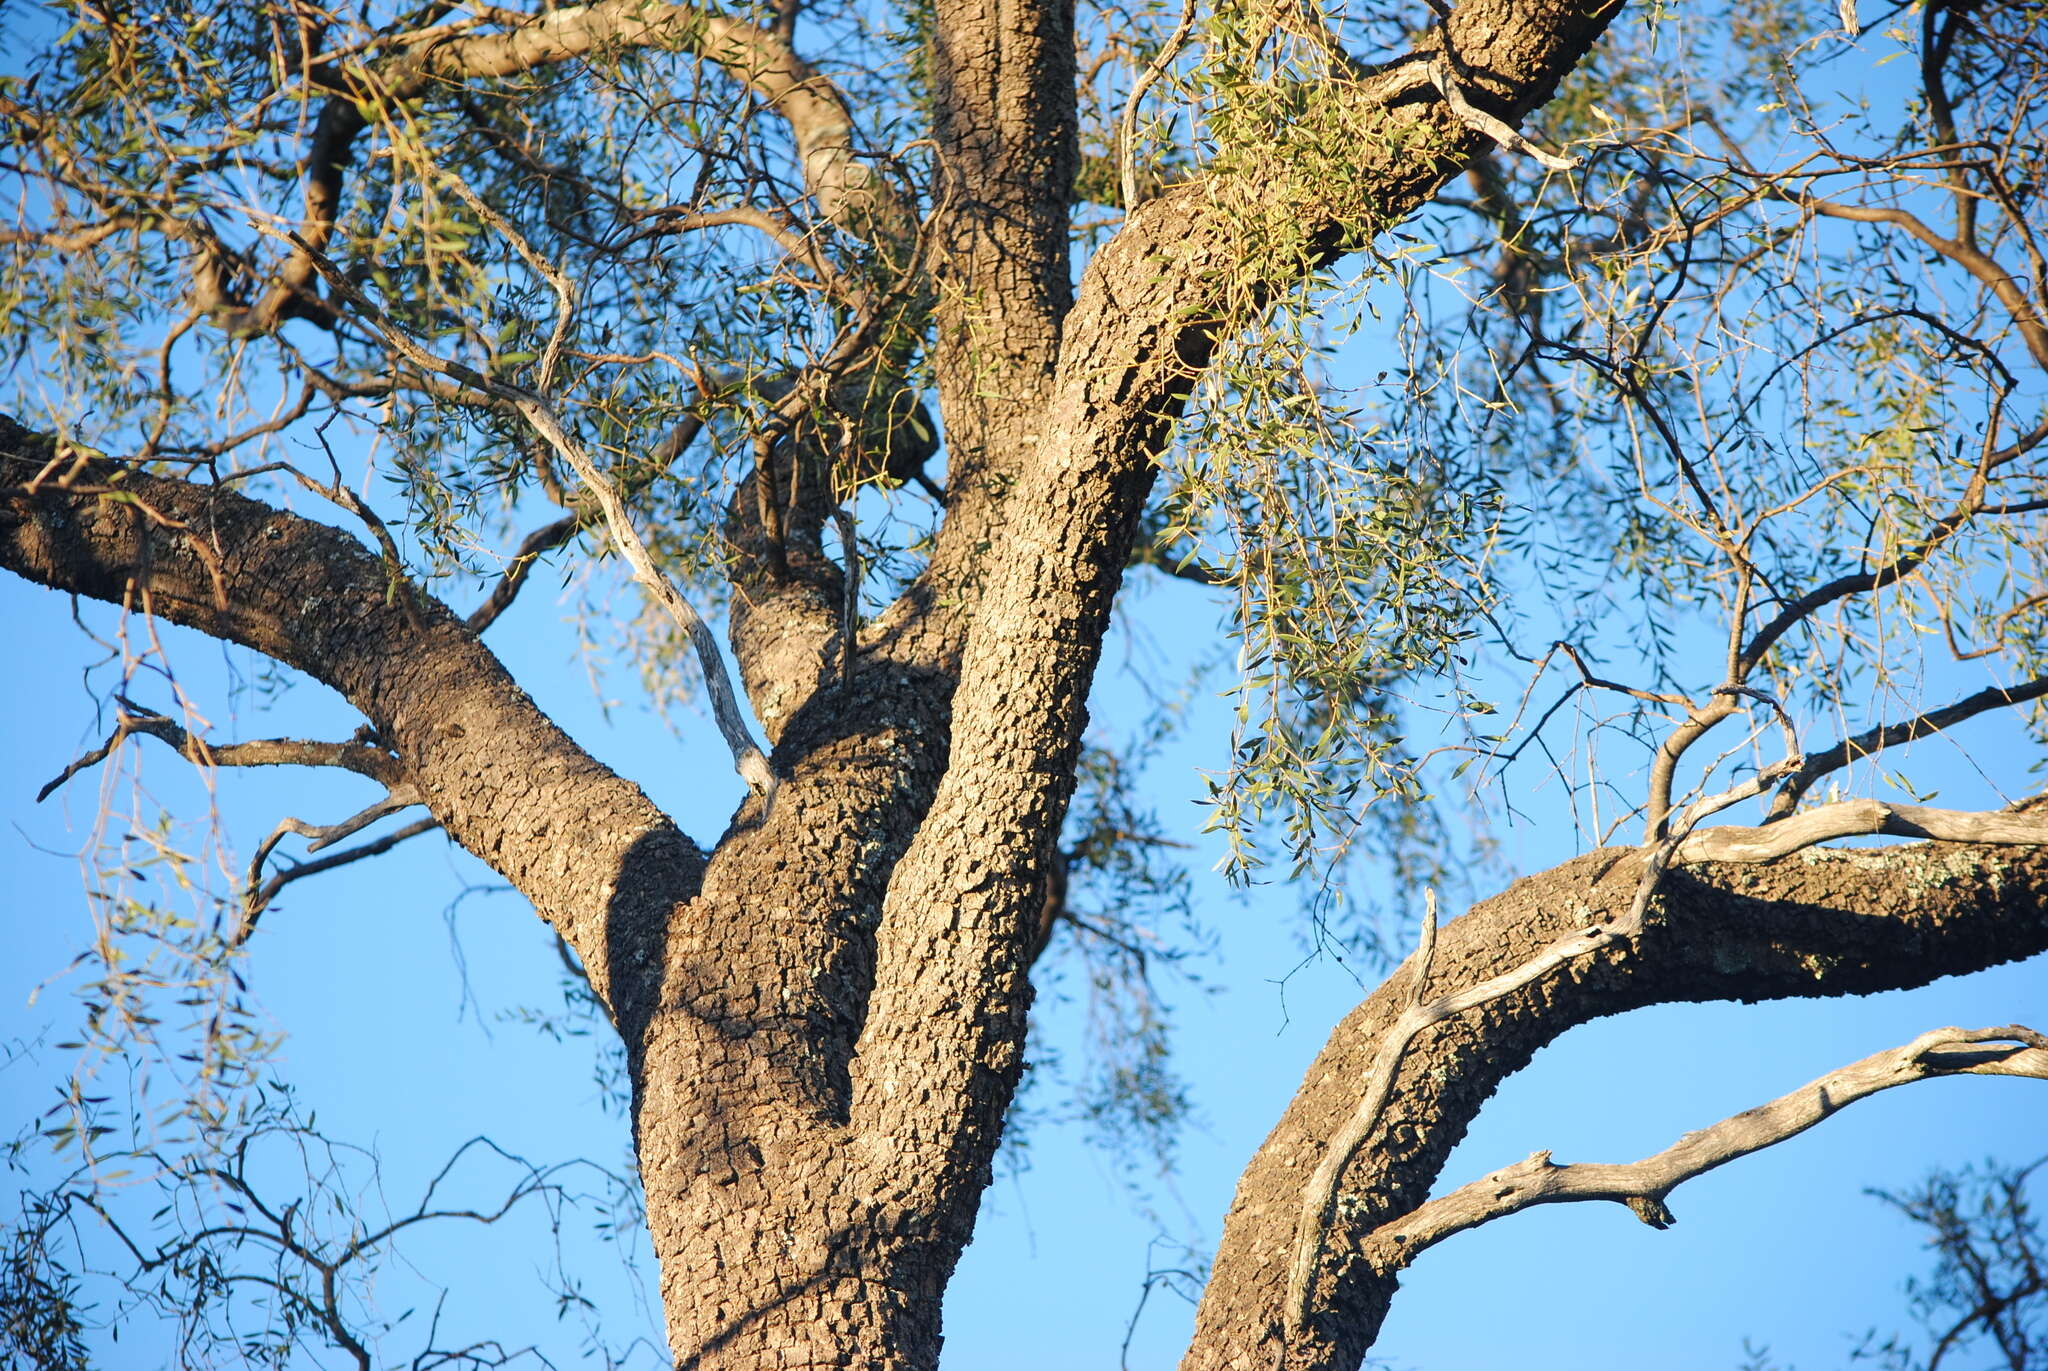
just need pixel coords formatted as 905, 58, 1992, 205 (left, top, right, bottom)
3, 547, 2044, 1369
3, 3, 2046, 1366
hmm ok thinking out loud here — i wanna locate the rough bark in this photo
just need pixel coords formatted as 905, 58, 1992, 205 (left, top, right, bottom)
1186, 841, 2048, 1371
9, 0, 2045, 1368
1, 0, 1632, 1355
0, 419, 700, 1031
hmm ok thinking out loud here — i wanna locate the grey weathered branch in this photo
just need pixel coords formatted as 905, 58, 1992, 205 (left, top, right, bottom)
244, 786, 427, 917
1117, 0, 1199, 213
1285, 753, 1800, 1329
516, 399, 777, 799
242, 815, 442, 929
1423, 58, 1581, 173
1676, 799, 2048, 865
1361, 1025, 2048, 1268
1282, 891, 1444, 1326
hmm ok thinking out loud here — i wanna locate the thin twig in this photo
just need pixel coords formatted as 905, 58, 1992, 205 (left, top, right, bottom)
276, 227, 777, 799
1118, 0, 1199, 213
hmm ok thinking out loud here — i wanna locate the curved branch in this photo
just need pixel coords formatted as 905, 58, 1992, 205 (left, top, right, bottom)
1769, 677, 2048, 816
412, 0, 909, 243
0, 413, 703, 1027
465, 514, 580, 635
1677, 799, 2048, 865
175, 0, 905, 335
1364, 1026, 2048, 1268
243, 816, 442, 928
1189, 836, 2048, 1371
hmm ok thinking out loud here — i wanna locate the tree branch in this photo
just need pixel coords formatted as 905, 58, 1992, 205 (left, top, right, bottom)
243, 816, 443, 929
0, 412, 703, 1028
1769, 678, 2048, 816
36, 703, 403, 803
1190, 835, 2048, 1370
465, 514, 580, 635
1676, 799, 2048, 865
410, 0, 909, 244
1362, 1026, 2048, 1269
1796, 195, 2048, 371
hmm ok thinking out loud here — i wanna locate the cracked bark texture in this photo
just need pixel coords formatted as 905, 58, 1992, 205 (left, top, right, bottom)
5, 0, 2046, 1367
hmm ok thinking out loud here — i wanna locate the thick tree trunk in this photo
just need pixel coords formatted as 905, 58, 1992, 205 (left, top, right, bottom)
25, 4, 2043, 1370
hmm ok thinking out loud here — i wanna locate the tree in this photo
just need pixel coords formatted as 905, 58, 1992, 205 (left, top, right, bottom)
2, 0, 2047, 1366
1860, 1156, 2047, 1371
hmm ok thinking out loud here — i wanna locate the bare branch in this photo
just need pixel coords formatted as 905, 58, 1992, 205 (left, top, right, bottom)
242, 816, 442, 930
1285, 897, 1639, 1326
242, 786, 431, 929
467, 407, 714, 634
36, 704, 403, 803
1290, 751, 1808, 1330
1118, 0, 1200, 213
1770, 677, 2048, 816
1363, 1026, 2048, 1269
1677, 799, 2048, 865
519, 397, 777, 799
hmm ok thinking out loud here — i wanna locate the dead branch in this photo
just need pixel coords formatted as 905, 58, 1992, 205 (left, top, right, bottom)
1289, 756, 1805, 1329
243, 787, 429, 927
1286, 889, 1446, 1330
1677, 799, 2048, 866
241, 816, 442, 932
1362, 1026, 2048, 1269
1423, 58, 1581, 173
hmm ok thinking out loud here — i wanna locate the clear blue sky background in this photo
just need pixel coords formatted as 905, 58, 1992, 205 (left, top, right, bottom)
3, 545, 2044, 1370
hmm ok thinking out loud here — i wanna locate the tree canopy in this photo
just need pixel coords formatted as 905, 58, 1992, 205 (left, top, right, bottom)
2, 0, 2047, 1366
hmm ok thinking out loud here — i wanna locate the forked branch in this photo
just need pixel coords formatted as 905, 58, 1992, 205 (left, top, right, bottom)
283, 231, 777, 799
243, 787, 432, 926
242, 816, 442, 930
37, 703, 404, 803
1361, 1026, 2048, 1269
